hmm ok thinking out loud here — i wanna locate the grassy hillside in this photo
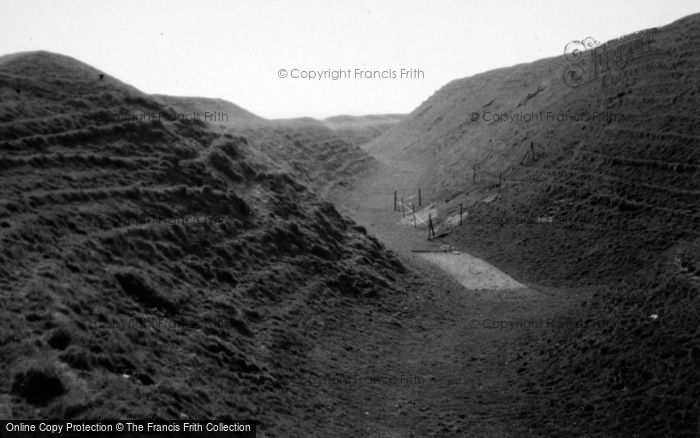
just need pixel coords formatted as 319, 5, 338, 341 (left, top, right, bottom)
365, 13, 700, 437
0, 52, 404, 430
150, 96, 385, 195
368, 14, 699, 285
223, 117, 376, 195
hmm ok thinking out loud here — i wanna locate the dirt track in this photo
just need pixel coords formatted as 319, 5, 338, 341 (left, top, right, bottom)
320, 158, 593, 437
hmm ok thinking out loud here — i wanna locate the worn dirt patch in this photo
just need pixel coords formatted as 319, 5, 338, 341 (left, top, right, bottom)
417, 251, 524, 290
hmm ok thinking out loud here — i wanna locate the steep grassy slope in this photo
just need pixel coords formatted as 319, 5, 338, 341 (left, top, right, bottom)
150, 95, 379, 194
224, 117, 376, 195
369, 13, 699, 284
365, 13, 700, 437
0, 52, 404, 428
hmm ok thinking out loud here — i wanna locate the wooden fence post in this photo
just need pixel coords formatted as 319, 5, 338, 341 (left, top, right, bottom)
418, 188, 422, 207
459, 203, 463, 225
428, 213, 432, 240
520, 150, 529, 165
394, 190, 397, 211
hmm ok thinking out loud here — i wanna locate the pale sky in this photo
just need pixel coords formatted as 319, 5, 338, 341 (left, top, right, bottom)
1, 0, 697, 119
